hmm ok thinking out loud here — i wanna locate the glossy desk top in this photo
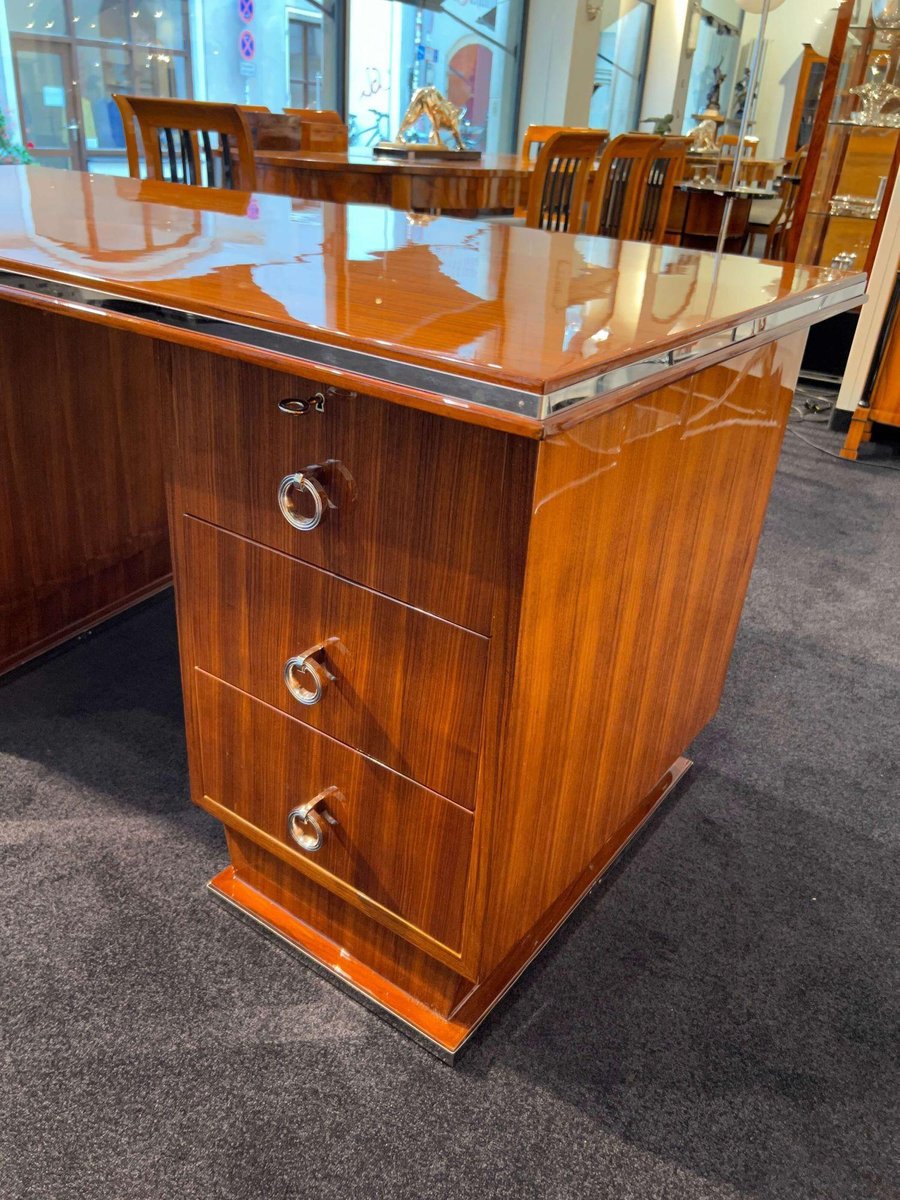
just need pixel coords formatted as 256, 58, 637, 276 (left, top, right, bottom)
0, 167, 864, 426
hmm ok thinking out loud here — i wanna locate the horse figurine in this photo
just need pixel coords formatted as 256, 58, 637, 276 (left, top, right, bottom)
396, 87, 465, 150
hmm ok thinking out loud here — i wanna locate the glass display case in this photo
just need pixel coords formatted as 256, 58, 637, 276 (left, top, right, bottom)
792, 3, 900, 274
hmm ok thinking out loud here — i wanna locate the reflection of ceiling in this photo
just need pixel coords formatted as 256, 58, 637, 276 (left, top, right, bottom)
339, 243, 504, 351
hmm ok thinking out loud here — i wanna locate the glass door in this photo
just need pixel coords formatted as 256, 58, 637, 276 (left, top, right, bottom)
11, 37, 83, 169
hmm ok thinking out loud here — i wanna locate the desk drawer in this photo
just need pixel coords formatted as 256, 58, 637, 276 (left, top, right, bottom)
169, 351, 506, 633
195, 671, 472, 952
183, 518, 486, 807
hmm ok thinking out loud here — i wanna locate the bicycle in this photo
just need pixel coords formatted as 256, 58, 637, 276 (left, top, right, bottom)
348, 109, 390, 147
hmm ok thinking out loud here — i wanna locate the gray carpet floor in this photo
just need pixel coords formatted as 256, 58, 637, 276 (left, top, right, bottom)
1, 421, 897, 1200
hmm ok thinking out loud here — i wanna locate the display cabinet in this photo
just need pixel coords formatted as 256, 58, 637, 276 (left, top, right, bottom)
791, 2, 900, 275
787, 45, 828, 153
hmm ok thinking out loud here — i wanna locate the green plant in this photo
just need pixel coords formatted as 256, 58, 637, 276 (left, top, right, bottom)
0, 110, 33, 164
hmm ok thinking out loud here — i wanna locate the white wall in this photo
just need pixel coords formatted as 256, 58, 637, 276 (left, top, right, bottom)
517, 0, 604, 140
738, 0, 833, 159
640, 0, 692, 126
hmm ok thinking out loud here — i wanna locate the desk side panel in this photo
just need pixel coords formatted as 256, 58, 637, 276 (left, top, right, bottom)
0, 302, 170, 673
478, 332, 807, 972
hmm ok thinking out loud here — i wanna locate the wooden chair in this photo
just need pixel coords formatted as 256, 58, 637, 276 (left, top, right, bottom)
113, 94, 141, 178
585, 133, 663, 240
515, 125, 567, 217
520, 124, 566, 163
526, 129, 609, 233
634, 135, 688, 243
115, 95, 256, 190
744, 145, 809, 259
719, 134, 759, 157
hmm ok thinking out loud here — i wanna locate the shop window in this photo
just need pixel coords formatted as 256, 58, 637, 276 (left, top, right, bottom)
346, 0, 526, 153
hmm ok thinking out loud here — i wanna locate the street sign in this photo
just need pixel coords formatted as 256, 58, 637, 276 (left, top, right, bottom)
239, 29, 255, 60
238, 0, 253, 21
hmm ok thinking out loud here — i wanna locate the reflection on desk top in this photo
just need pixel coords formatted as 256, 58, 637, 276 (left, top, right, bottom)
0, 167, 865, 431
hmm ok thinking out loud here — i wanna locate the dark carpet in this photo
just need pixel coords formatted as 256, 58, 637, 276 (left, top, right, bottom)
1, 422, 897, 1200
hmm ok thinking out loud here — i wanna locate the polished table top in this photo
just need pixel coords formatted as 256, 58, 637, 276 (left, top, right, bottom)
0, 166, 865, 428
254, 148, 529, 178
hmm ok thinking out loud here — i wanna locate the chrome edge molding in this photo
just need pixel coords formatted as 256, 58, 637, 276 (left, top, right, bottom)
0, 268, 866, 421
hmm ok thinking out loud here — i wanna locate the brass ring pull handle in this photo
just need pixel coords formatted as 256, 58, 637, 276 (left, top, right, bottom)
287, 787, 341, 853
277, 392, 326, 415
278, 472, 328, 531
283, 649, 330, 706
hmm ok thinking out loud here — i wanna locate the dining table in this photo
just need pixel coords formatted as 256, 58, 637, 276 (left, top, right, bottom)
254, 147, 531, 216
685, 153, 784, 188
667, 180, 779, 253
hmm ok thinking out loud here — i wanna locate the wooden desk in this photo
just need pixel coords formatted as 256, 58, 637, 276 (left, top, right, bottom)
254, 148, 530, 214
0, 168, 865, 1058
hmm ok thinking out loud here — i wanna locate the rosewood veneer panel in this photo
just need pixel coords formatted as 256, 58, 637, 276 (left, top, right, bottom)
0, 302, 170, 673
166, 348, 508, 633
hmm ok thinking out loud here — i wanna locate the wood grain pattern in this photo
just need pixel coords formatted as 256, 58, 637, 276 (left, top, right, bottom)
472, 333, 807, 973
195, 671, 473, 955
182, 517, 487, 806
0, 167, 858, 408
0, 301, 170, 674
165, 346, 508, 632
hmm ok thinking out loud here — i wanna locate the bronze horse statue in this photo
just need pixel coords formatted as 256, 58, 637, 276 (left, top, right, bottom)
396, 87, 465, 150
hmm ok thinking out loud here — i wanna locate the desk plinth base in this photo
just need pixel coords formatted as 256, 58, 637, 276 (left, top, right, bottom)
208, 756, 692, 1062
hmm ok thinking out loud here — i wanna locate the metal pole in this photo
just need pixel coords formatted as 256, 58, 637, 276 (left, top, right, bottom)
714, 0, 772, 258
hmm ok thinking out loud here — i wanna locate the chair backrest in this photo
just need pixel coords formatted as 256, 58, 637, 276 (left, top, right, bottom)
766, 144, 809, 259
719, 134, 759, 158
117, 95, 257, 191
585, 133, 663, 240
526, 129, 609, 233
515, 125, 567, 217
113, 94, 141, 178
521, 124, 565, 163
239, 105, 271, 114
634, 135, 688, 243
